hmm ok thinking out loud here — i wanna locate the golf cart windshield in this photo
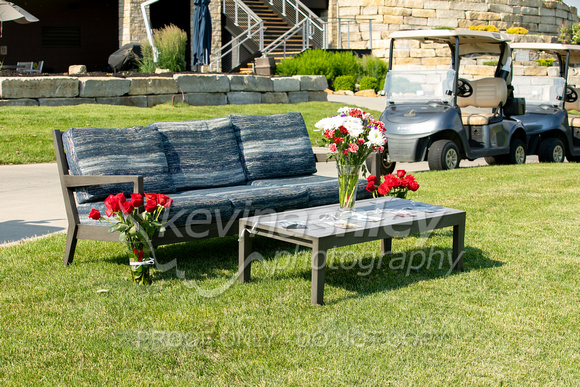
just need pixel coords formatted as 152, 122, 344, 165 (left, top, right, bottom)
511, 76, 565, 107
385, 69, 455, 104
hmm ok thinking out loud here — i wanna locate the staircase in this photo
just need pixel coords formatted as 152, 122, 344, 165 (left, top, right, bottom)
238, 0, 311, 74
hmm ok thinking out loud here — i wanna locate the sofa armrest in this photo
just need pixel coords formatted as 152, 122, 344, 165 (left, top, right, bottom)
62, 175, 144, 193
312, 146, 328, 162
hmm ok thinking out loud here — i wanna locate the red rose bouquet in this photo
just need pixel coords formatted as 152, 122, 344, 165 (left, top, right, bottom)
366, 170, 420, 199
89, 192, 172, 284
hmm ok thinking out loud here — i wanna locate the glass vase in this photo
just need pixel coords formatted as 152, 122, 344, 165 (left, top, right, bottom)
129, 247, 153, 285
336, 163, 362, 213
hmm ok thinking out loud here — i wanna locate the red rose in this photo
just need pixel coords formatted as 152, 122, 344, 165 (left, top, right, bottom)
145, 199, 157, 213
89, 208, 101, 220
377, 181, 391, 196
366, 181, 377, 192
367, 175, 377, 184
409, 180, 420, 192
131, 193, 144, 207
121, 200, 134, 215
132, 247, 144, 262
115, 193, 126, 205
145, 193, 157, 202
157, 194, 173, 208
104, 194, 120, 217
396, 170, 406, 178
384, 174, 401, 189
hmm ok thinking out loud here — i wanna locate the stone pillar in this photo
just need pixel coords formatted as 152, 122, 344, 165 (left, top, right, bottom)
120, 0, 148, 47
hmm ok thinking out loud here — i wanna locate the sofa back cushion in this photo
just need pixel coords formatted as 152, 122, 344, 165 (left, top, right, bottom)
147, 118, 246, 191
228, 112, 317, 181
62, 126, 175, 204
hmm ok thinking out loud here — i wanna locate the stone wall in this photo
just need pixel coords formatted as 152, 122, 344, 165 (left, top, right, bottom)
0, 75, 328, 107
118, 0, 222, 69
329, 0, 579, 57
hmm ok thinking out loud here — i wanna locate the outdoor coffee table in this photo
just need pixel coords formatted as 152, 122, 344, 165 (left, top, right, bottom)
238, 197, 466, 305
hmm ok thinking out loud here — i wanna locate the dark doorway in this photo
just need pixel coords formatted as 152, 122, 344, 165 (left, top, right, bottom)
0, 0, 118, 73
150, 0, 191, 70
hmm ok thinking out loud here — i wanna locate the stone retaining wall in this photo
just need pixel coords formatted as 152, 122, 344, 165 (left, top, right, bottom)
0, 75, 328, 107
330, 0, 579, 57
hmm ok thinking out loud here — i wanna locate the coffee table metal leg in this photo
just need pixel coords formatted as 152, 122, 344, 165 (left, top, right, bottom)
381, 237, 392, 256
311, 240, 326, 305
238, 228, 253, 282
452, 216, 465, 272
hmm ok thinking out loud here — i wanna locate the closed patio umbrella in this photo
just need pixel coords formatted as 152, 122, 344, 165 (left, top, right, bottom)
192, 0, 211, 66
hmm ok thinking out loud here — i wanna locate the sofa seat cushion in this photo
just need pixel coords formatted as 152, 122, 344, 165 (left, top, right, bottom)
228, 113, 317, 180
196, 185, 310, 217
63, 126, 175, 204
78, 190, 234, 228
249, 175, 373, 207
147, 118, 246, 191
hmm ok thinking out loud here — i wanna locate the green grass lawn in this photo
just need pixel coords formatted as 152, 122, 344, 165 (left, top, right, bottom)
1, 163, 579, 385
0, 102, 362, 165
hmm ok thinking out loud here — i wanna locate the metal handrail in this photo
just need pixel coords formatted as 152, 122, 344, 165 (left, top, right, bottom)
210, 0, 265, 71
262, 18, 309, 59
267, 0, 327, 49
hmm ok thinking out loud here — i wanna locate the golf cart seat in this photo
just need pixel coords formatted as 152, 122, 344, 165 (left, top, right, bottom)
458, 78, 508, 126
565, 87, 580, 127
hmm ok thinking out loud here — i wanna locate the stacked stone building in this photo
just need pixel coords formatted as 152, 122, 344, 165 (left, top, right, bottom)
119, 0, 580, 69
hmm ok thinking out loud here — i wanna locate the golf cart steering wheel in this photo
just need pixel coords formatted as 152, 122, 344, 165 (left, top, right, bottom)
457, 79, 473, 98
566, 86, 578, 103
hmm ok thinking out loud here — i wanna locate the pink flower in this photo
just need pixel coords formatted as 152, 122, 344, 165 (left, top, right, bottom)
348, 143, 359, 152
329, 143, 337, 153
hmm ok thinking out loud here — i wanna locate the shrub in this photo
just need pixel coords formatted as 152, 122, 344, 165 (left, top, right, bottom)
333, 75, 356, 91
276, 49, 361, 83
559, 25, 573, 43
359, 76, 379, 92
506, 27, 528, 35
360, 55, 387, 83
435, 26, 455, 30
536, 58, 556, 67
139, 24, 187, 72
483, 60, 498, 66
469, 25, 499, 32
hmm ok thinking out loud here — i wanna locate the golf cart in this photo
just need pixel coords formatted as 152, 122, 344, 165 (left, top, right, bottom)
375, 30, 527, 172
510, 43, 580, 163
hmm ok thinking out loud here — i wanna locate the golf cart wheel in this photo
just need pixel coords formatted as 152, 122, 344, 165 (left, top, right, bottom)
507, 139, 527, 165
538, 138, 565, 163
428, 140, 461, 171
484, 156, 506, 165
365, 149, 396, 175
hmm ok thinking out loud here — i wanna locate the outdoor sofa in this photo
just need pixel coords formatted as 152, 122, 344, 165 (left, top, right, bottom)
53, 112, 375, 265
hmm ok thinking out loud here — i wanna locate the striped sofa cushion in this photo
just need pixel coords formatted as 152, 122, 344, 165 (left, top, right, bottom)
228, 113, 317, 181
147, 118, 246, 191
62, 126, 174, 204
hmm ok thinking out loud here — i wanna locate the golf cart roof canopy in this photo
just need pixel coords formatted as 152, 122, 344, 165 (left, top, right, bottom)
388, 29, 510, 56
509, 42, 580, 65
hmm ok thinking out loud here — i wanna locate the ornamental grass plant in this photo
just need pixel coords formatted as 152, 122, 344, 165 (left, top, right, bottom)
1, 162, 580, 384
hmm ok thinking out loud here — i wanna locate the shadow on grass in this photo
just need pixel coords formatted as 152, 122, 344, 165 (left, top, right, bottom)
124, 234, 502, 304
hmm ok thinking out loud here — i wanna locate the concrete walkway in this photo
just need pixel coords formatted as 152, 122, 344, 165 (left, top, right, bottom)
0, 95, 535, 246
